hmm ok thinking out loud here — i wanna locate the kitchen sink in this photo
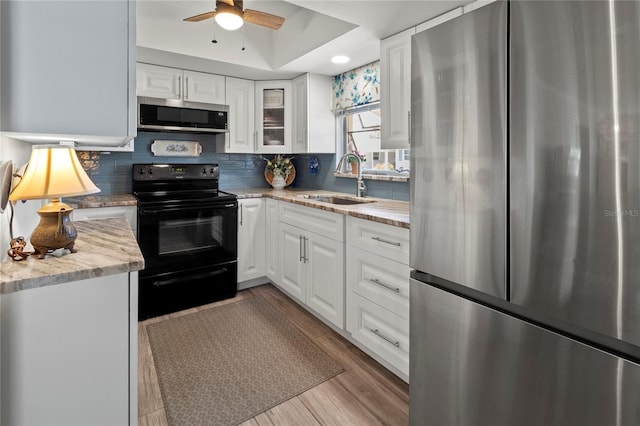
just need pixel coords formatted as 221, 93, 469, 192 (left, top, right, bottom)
298, 194, 376, 205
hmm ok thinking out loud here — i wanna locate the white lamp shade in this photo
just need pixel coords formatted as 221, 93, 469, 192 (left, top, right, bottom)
215, 11, 244, 30
9, 145, 100, 200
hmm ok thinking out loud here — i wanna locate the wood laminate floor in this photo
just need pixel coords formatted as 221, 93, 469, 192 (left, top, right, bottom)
138, 284, 409, 426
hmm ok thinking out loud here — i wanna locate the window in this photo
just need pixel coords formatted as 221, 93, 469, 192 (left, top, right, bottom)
336, 103, 410, 174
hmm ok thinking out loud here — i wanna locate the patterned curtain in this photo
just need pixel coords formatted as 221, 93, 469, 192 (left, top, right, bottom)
332, 61, 380, 110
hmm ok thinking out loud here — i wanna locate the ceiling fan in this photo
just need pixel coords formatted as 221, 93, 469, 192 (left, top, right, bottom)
184, 0, 285, 31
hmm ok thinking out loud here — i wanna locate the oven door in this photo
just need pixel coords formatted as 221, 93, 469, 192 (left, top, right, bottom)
137, 199, 237, 276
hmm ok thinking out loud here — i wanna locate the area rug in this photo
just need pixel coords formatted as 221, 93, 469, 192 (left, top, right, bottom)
146, 295, 344, 426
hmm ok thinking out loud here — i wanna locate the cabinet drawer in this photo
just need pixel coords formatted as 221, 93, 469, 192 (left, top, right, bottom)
347, 216, 409, 264
347, 293, 409, 377
279, 202, 344, 242
346, 246, 410, 321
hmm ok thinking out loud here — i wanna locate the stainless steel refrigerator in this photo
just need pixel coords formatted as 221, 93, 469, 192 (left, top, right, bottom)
409, 1, 640, 424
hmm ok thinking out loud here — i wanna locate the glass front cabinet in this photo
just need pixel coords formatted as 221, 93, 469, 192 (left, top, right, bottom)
255, 80, 292, 153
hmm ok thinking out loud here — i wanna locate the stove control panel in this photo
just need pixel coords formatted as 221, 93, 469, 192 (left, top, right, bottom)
133, 164, 220, 181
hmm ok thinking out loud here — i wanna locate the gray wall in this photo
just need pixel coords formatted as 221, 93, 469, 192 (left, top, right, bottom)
84, 131, 409, 201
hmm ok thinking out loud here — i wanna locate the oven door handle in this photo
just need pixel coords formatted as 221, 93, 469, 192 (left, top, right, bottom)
139, 203, 237, 215
151, 267, 229, 287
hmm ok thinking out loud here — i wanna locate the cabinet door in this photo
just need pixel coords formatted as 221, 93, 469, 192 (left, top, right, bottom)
137, 63, 181, 100
225, 77, 256, 153
346, 246, 410, 321
1, 1, 134, 142
347, 291, 409, 378
306, 74, 336, 153
184, 70, 225, 104
292, 74, 308, 153
256, 81, 292, 153
380, 27, 415, 149
237, 199, 266, 283
306, 233, 345, 328
292, 74, 335, 154
278, 222, 306, 303
1, 274, 133, 425
265, 198, 280, 283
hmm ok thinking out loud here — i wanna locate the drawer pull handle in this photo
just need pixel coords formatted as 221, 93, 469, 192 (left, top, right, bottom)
371, 236, 401, 247
369, 328, 400, 348
369, 278, 400, 293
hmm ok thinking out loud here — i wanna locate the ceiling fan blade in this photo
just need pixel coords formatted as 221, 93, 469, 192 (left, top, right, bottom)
243, 9, 285, 30
184, 11, 216, 22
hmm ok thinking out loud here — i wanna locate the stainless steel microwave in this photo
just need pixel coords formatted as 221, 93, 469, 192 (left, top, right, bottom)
137, 96, 229, 133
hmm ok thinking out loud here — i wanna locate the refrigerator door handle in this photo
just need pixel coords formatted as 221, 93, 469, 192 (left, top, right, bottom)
407, 110, 412, 145
371, 236, 401, 247
369, 328, 400, 347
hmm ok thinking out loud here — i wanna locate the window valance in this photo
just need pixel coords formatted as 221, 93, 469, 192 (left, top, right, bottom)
332, 61, 380, 110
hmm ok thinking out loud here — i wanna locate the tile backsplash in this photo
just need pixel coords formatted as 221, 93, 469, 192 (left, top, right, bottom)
81, 131, 409, 201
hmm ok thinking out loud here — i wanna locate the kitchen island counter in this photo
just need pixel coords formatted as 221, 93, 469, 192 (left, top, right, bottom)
0, 217, 144, 294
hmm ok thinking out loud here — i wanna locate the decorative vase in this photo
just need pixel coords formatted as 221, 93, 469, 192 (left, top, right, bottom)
350, 163, 359, 175
271, 174, 286, 189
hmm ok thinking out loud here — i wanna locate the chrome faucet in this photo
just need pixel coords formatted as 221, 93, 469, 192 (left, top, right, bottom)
335, 153, 367, 198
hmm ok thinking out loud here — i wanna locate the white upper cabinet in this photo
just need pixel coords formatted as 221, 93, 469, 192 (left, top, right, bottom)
380, 27, 415, 150
0, 0, 136, 151
292, 74, 335, 154
137, 63, 225, 104
224, 77, 256, 153
137, 63, 181, 99
292, 75, 308, 153
255, 80, 292, 154
184, 70, 225, 104
380, 6, 465, 151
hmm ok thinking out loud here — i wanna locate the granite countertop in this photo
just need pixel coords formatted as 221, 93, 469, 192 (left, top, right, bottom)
229, 188, 410, 229
65, 194, 137, 208
0, 218, 144, 295
65, 189, 410, 229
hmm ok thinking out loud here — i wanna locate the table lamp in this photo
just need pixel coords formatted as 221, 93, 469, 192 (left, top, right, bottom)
9, 144, 100, 259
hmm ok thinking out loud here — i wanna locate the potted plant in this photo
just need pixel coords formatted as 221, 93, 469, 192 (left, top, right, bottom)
347, 151, 365, 174
263, 154, 294, 189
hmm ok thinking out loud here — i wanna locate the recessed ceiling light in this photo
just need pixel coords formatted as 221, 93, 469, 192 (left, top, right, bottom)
331, 55, 350, 64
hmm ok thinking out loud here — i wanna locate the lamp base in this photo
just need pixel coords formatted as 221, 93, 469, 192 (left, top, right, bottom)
30, 199, 78, 259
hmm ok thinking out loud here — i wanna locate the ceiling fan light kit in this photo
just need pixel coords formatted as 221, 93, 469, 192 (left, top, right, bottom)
184, 0, 285, 32
214, 3, 244, 31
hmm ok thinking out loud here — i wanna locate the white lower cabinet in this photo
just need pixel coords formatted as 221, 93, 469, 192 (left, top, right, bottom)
279, 222, 345, 328
347, 293, 409, 375
277, 203, 345, 329
1, 272, 138, 425
265, 198, 280, 282
346, 246, 410, 321
346, 216, 410, 381
280, 222, 307, 302
305, 231, 345, 327
237, 198, 266, 284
